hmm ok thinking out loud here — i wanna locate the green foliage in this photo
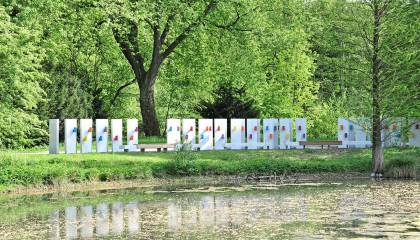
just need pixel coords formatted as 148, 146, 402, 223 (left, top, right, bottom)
196, 83, 259, 119
0, 0, 418, 147
165, 144, 198, 176
0, 7, 48, 148
385, 150, 418, 179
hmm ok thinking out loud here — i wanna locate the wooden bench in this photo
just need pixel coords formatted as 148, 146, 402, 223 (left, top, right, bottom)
121, 144, 176, 152
299, 141, 342, 149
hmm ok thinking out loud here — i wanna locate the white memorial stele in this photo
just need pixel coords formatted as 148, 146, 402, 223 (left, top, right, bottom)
80, 119, 93, 153
231, 119, 245, 150
127, 119, 139, 151
65, 119, 78, 154
49, 119, 59, 154
381, 118, 402, 147
349, 118, 370, 148
214, 119, 227, 150
279, 118, 292, 149
198, 119, 213, 150
263, 119, 278, 149
338, 118, 349, 148
96, 119, 108, 153
409, 119, 420, 147
246, 119, 260, 150
182, 119, 196, 144
389, 118, 402, 147
295, 118, 307, 149
111, 119, 123, 152
167, 119, 181, 145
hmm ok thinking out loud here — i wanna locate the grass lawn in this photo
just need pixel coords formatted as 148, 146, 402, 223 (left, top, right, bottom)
0, 147, 419, 192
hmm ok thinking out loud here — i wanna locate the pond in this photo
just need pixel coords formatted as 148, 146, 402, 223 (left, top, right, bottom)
0, 180, 419, 239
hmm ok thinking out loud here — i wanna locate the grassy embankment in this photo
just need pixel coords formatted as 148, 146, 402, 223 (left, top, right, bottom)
0, 146, 419, 193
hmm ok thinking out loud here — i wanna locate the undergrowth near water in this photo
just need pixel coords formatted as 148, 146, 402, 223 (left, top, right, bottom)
0, 148, 418, 192
385, 157, 417, 179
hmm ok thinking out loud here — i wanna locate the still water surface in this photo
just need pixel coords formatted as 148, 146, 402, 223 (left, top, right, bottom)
0, 180, 419, 239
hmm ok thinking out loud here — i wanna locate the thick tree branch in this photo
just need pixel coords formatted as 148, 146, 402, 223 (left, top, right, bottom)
160, 1, 217, 61
111, 78, 136, 105
161, 13, 176, 44
206, 6, 258, 32
148, 26, 162, 84
127, 21, 146, 75
112, 29, 141, 77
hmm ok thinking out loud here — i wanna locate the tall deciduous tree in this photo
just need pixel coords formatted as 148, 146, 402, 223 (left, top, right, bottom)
105, 0, 221, 135
348, 0, 420, 174
0, 6, 48, 148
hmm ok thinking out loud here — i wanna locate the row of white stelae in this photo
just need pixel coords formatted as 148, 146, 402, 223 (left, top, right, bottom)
166, 118, 307, 150
48, 117, 420, 154
338, 118, 420, 148
48, 118, 307, 154
49, 119, 138, 154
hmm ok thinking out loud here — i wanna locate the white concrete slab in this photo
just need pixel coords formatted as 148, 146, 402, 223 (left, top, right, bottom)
214, 119, 227, 150
127, 119, 139, 151
167, 119, 181, 144
231, 119, 245, 150
199, 119, 213, 150
263, 119, 278, 149
65, 119, 78, 154
96, 119, 108, 153
246, 119, 260, 150
80, 119, 93, 153
409, 119, 420, 147
49, 119, 59, 154
279, 118, 292, 149
112, 119, 123, 152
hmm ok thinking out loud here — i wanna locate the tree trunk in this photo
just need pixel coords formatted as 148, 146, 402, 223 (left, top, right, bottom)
371, 1, 384, 175
139, 82, 160, 136
372, 109, 384, 174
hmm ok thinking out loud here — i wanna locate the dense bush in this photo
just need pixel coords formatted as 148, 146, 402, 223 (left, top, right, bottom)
164, 144, 198, 176
385, 157, 417, 179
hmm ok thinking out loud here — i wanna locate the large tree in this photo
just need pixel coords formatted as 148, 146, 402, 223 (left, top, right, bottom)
348, 0, 419, 174
0, 6, 48, 148
105, 0, 228, 135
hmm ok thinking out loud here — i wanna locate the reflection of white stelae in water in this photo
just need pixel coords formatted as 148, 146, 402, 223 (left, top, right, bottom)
168, 196, 232, 230
230, 197, 245, 226
298, 194, 308, 222
126, 202, 140, 234
111, 202, 124, 235
79, 206, 93, 238
49, 210, 60, 240
48, 202, 141, 239
183, 200, 198, 226
96, 203, 109, 237
168, 201, 182, 231
199, 196, 214, 226
215, 196, 229, 226
65, 207, 78, 239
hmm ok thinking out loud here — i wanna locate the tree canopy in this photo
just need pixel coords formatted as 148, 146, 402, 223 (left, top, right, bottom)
0, 0, 418, 155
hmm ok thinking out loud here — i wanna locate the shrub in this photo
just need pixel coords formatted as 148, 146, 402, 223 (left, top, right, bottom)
166, 144, 198, 176
385, 157, 417, 179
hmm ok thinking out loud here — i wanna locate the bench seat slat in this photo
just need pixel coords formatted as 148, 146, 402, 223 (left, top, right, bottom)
299, 141, 342, 146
